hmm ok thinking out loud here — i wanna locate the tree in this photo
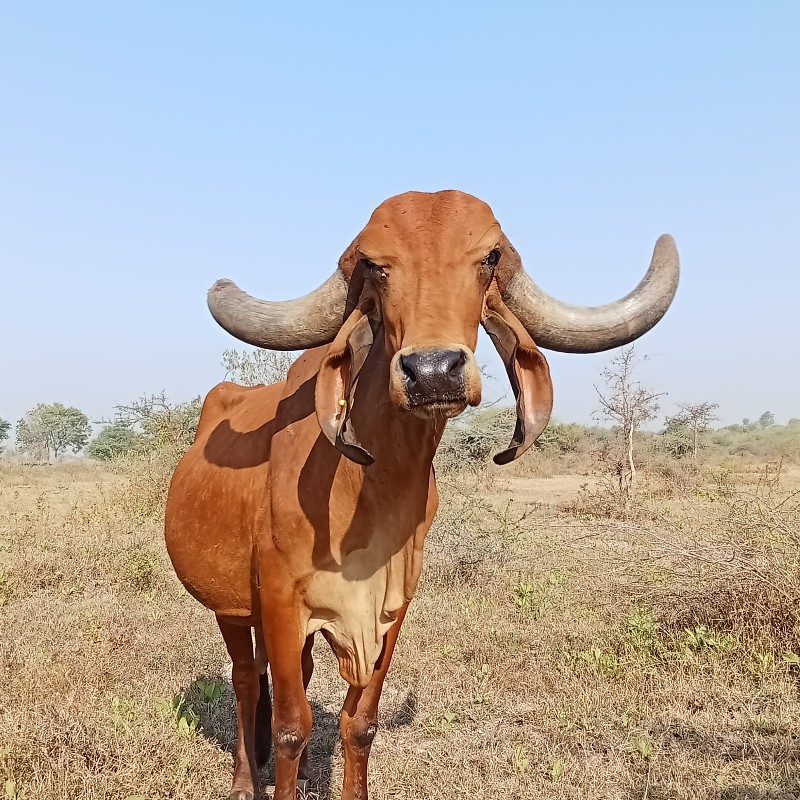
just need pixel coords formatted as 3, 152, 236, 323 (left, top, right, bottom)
86, 422, 142, 461
110, 392, 202, 453
0, 418, 10, 453
665, 401, 719, 460
758, 410, 775, 428
594, 346, 663, 495
16, 403, 90, 460
222, 348, 295, 387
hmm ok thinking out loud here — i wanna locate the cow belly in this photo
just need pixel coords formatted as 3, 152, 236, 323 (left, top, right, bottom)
165, 454, 264, 619
305, 542, 412, 688
166, 523, 256, 618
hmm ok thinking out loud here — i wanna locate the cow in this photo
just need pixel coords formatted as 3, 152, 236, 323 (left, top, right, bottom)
165, 190, 678, 800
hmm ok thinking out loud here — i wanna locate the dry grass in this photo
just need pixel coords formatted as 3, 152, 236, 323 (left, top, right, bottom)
1, 457, 799, 800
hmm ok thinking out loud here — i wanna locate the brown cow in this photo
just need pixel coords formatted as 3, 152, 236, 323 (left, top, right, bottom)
165, 190, 678, 800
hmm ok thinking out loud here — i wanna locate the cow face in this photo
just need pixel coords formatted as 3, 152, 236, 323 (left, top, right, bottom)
312, 190, 555, 466
352, 191, 501, 419
209, 190, 558, 467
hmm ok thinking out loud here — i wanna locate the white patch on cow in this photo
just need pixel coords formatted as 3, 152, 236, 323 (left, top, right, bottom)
305, 535, 414, 688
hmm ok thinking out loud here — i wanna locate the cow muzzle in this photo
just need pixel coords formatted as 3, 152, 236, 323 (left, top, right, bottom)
390, 345, 481, 418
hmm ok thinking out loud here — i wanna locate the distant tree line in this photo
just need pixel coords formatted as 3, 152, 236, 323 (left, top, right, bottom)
0, 347, 796, 464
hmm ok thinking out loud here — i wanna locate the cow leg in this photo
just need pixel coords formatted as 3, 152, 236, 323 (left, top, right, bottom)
298, 634, 315, 782
261, 607, 312, 800
217, 618, 260, 800
252, 631, 311, 775
340, 604, 408, 800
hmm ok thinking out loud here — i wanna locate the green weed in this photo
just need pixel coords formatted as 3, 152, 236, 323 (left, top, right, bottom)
549, 759, 564, 782
117, 546, 158, 594
195, 678, 224, 704
631, 734, 655, 760
575, 647, 620, 678
511, 744, 530, 777
155, 695, 200, 738
109, 695, 136, 732
678, 625, 737, 658
627, 607, 660, 654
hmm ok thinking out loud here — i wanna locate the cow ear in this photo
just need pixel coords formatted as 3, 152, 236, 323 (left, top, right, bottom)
481, 287, 553, 465
315, 304, 375, 466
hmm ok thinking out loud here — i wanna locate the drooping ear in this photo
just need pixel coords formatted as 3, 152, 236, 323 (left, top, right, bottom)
315, 302, 376, 466
481, 285, 553, 465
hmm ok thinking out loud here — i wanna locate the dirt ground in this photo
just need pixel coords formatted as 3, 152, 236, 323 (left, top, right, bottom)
1, 459, 798, 799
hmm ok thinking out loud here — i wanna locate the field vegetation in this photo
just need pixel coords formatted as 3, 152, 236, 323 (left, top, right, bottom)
2, 354, 799, 799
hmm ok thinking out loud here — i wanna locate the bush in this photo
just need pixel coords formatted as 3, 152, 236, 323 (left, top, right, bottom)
637, 469, 800, 648
535, 422, 591, 455
707, 423, 800, 464
435, 407, 515, 475
659, 420, 694, 458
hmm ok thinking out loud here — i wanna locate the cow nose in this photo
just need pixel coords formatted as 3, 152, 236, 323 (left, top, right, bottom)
399, 348, 468, 402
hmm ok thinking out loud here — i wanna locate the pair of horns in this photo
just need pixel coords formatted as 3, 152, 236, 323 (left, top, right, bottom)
207, 235, 679, 354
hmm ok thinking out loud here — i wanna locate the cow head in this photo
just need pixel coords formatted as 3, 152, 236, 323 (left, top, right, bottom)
208, 191, 679, 465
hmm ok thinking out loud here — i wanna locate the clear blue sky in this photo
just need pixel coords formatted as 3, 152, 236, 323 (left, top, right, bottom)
2, 2, 798, 434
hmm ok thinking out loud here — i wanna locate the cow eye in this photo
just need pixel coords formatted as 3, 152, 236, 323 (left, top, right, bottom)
483, 249, 501, 269
363, 260, 388, 282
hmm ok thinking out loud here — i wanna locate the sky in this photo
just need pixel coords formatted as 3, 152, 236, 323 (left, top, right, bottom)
1, 2, 799, 438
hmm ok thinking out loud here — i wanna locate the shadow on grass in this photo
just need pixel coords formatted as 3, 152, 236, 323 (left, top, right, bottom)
628, 774, 800, 800
184, 674, 417, 800
386, 690, 418, 730
624, 717, 800, 800
716, 780, 800, 800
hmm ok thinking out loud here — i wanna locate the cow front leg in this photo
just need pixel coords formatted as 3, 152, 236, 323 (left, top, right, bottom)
217, 617, 260, 800
254, 632, 314, 777
340, 604, 408, 800
261, 605, 312, 800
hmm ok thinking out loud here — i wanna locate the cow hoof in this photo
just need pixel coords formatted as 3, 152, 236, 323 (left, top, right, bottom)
228, 791, 254, 800
297, 778, 309, 796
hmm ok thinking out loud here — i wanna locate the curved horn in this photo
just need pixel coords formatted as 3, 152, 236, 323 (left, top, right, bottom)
207, 271, 349, 350
501, 235, 679, 354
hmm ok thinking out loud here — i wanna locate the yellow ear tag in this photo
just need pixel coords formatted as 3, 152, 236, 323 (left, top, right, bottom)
338, 399, 347, 407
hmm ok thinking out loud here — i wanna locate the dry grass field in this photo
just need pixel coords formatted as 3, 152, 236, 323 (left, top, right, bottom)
1, 452, 799, 799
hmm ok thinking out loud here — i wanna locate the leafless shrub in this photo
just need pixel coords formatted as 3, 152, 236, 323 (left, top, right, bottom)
221, 348, 295, 386
594, 345, 664, 498
111, 392, 202, 455
560, 478, 655, 522
424, 475, 530, 588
